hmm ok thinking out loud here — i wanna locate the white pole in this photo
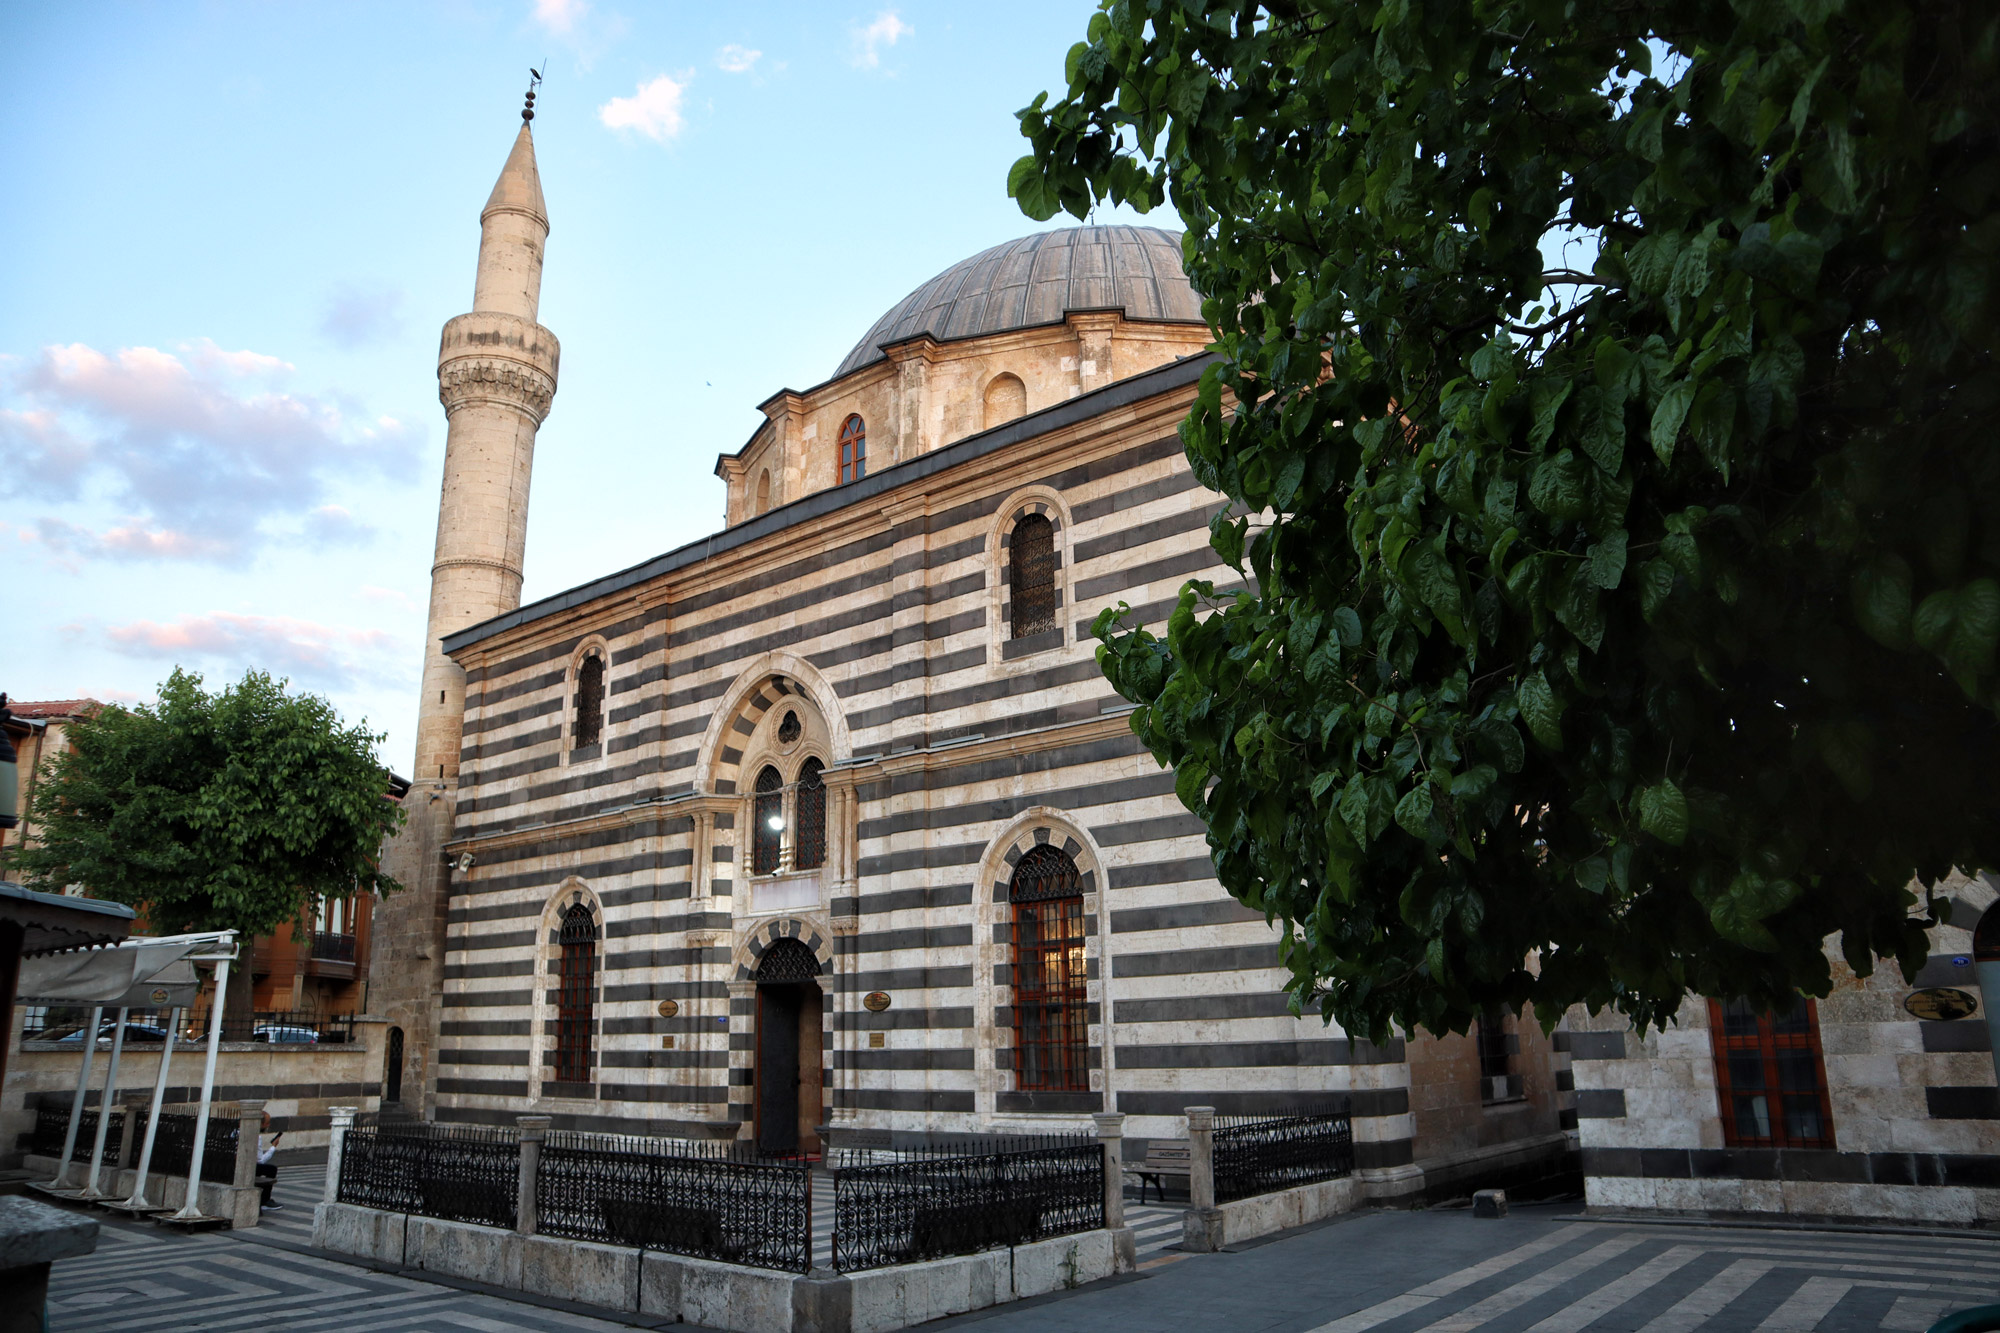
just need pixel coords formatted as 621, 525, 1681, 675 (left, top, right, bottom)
120, 1005, 180, 1211
79, 1007, 130, 1199
49, 1004, 104, 1191
169, 958, 231, 1222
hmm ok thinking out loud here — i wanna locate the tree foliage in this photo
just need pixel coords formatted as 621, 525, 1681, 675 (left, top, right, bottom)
6, 668, 405, 944
1012, 0, 2000, 1039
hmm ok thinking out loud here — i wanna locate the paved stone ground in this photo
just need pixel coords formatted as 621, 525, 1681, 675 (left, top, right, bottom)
42, 1170, 2000, 1332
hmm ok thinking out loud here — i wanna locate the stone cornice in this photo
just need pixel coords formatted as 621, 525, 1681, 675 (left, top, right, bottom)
444, 711, 1141, 854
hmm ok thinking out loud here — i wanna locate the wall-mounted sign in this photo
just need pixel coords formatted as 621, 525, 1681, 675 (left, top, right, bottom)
148, 988, 171, 1006
863, 991, 891, 1013
656, 999, 680, 1018
1904, 988, 1978, 1021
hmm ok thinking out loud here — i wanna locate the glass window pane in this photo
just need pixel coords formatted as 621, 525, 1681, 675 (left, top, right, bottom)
1734, 1094, 1772, 1140
1775, 1048, 1819, 1091
1728, 1051, 1766, 1089
1781, 1097, 1823, 1143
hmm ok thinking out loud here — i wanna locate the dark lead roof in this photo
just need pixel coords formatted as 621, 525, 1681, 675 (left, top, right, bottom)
832, 225, 1203, 379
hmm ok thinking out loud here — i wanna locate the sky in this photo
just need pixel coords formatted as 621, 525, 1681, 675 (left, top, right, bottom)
1, 1, 1160, 774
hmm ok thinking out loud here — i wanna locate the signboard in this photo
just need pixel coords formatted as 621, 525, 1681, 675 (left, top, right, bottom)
863, 991, 891, 1013
656, 998, 680, 1018
1904, 988, 1978, 1021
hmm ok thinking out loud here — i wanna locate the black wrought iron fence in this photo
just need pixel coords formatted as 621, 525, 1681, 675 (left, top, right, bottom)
337, 1122, 520, 1228
538, 1131, 812, 1273
832, 1135, 1103, 1272
131, 1109, 239, 1185
30, 1105, 122, 1162
1211, 1105, 1354, 1204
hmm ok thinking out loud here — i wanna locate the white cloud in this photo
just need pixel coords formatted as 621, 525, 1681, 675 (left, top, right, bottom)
91, 611, 408, 692
853, 10, 912, 69
318, 283, 405, 349
716, 44, 761, 74
0, 340, 422, 565
530, 0, 587, 34
599, 75, 687, 142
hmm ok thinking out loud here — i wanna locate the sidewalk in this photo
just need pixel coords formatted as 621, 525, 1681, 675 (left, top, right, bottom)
42, 1168, 2000, 1333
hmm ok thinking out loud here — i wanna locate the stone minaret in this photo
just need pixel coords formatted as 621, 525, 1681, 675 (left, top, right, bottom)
372, 101, 559, 1115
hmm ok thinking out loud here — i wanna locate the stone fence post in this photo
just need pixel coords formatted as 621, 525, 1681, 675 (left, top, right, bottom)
515, 1115, 550, 1237
234, 1101, 265, 1229
119, 1091, 148, 1174
1091, 1112, 1126, 1229
323, 1106, 356, 1207
1093, 1111, 1137, 1273
1182, 1106, 1225, 1253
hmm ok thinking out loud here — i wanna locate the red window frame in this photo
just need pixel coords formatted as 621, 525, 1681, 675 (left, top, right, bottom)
1708, 997, 1836, 1149
838, 414, 867, 484
1010, 847, 1089, 1092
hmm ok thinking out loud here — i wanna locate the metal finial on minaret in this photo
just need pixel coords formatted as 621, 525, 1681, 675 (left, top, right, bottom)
523, 67, 542, 124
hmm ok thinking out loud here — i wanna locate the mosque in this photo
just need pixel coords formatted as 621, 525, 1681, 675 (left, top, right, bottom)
363, 107, 1582, 1201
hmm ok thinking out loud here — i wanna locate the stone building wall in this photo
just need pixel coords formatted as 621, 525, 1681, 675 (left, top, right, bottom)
1571, 873, 2000, 1224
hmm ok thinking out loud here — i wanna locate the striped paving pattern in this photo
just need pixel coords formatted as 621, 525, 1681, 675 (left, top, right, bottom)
1127, 1201, 1185, 1262
1291, 1222, 2000, 1333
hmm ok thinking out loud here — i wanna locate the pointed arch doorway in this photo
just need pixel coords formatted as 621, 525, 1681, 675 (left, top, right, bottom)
754, 937, 824, 1155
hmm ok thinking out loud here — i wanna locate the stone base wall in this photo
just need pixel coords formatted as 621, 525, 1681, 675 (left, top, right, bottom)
22, 1153, 259, 1228
1585, 1171, 2000, 1227
311, 1201, 1124, 1333
1182, 1176, 1359, 1252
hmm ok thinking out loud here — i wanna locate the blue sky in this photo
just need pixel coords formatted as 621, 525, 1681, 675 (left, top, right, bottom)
2, 1, 1159, 772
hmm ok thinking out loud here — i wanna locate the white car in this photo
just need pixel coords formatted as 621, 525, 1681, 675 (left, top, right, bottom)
250, 1025, 320, 1044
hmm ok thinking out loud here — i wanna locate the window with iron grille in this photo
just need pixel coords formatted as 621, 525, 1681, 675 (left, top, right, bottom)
1708, 997, 1835, 1149
555, 904, 599, 1085
573, 652, 605, 749
838, 415, 867, 484
1010, 515, 1056, 639
1476, 1007, 1522, 1103
1009, 845, 1089, 1092
795, 758, 826, 871
752, 765, 784, 875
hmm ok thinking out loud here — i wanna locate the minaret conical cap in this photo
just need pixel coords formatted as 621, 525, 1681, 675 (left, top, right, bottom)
483, 123, 547, 228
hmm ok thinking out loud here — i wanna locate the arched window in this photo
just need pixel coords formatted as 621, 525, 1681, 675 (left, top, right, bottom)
752, 765, 784, 875
983, 373, 1027, 429
1009, 845, 1088, 1092
555, 903, 599, 1085
756, 470, 772, 515
573, 651, 605, 750
1009, 514, 1057, 639
795, 758, 826, 871
384, 1026, 405, 1104
838, 414, 867, 484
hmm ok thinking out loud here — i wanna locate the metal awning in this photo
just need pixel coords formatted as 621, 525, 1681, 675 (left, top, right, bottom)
0, 882, 135, 956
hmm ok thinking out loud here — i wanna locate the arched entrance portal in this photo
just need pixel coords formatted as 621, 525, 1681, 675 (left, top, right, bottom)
754, 938, 824, 1154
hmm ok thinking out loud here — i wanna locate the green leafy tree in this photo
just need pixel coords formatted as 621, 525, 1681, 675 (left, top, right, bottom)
7, 668, 405, 1016
1012, 0, 2000, 1039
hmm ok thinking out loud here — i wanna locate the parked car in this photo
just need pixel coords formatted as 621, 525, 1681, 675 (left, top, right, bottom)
52, 1022, 172, 1045
249, 1025, 319, 1044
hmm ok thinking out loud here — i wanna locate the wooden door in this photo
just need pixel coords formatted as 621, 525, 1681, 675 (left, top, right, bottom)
757, 984, 801, 1153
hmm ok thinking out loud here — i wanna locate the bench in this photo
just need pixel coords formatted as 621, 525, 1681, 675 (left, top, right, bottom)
1126, 1142, 1192, 1205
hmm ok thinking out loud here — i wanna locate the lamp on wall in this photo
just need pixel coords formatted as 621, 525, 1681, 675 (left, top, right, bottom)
453, 851, 474, 874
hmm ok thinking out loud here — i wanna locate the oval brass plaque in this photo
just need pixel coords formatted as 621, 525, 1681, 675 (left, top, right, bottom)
1904, 987, 1978, 1021
863, 991, 891, 1013
656, 999, 680, 1018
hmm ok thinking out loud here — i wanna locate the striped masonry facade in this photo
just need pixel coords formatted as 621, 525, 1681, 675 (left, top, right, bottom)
428, 366, 1386, 1155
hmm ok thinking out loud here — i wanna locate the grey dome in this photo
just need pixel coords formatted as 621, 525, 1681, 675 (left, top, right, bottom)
833, 225, 1204, 379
